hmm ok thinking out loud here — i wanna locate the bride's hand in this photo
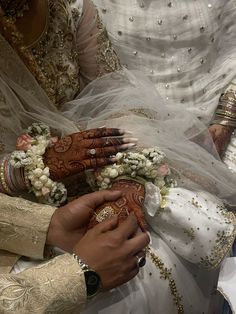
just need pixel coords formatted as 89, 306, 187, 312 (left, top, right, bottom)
46, 190, 122, 252
43, 128, 137, 180
88, 179, 147, 231
208, 124, 234, 158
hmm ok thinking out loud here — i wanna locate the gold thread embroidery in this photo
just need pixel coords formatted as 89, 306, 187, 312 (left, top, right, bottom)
0, 143, 5, 153
183, 228, 195, 240
96, 12, 121, 76
95, 206, 115, 223
199, 206, 236, 269
29, 0, 81, 106
129, 108, 156, 119
147, 247, 184, 314
1, 0, 82, 106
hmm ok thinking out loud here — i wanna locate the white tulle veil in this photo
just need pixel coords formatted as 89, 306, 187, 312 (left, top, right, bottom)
0, 33, 235, 205
63, 71, 236, 205
94, 0, 236, 127
0, 33, 78, 151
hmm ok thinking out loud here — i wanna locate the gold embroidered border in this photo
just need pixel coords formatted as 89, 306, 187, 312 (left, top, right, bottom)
199, 207, 236, 269
96, 11, 121, 76
147, 247, 184, 314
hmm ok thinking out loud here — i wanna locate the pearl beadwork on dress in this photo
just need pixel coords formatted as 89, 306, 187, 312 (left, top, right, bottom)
94, 0, 236, 125
94, 0, 236, 170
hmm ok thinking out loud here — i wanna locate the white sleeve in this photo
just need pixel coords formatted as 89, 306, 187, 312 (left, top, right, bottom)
145, 184, 236, 269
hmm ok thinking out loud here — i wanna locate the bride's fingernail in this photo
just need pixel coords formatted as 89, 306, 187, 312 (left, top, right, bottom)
123, 137, 138, 143
119, 129, 126, 134
124, 131, 133, 136
119, 129, 134, 135
122, 143, 137, 149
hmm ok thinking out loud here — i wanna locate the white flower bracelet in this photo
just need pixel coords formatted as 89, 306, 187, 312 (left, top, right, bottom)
10, 123, 67, 206
87, 147, 177, 200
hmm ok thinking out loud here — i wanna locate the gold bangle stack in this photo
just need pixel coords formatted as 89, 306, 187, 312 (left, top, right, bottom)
211, 90, 236, 128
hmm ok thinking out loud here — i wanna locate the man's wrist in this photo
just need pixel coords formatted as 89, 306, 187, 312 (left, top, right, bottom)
46, 207, 61, 247
72, 253, 102, 298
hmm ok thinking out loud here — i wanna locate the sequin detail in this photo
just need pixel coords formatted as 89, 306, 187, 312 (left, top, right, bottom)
148, 247, 184, 314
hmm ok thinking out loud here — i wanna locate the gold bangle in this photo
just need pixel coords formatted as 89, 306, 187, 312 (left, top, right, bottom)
220, 90, 236, 104
215, 110, 236, 119
0, 157, 13, 195
218, 104, 236, 112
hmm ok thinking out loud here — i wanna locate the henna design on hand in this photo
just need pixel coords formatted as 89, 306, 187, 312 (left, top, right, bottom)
208, 124, 234, 158
53, 136, 73, 153
88, 179, 147, 231
43, 128, 134, 181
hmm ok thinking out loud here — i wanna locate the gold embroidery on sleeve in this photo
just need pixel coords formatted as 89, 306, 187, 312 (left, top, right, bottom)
96, 13, 121, 76
0, 255, 86, 313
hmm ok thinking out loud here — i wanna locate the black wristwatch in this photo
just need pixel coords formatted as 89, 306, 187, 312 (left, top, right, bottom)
73, 254, 101, 298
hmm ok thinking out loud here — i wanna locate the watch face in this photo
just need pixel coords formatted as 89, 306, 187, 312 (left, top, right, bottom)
84, 270, 101, 298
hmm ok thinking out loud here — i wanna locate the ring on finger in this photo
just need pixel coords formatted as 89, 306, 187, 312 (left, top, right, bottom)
136, 255, 146, 268
88, 148, 96, 157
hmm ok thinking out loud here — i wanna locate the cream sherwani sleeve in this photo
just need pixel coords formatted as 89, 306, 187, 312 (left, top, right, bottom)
0, 193, 87, 313
0, 193, 56, 259
0, 254, 87, 313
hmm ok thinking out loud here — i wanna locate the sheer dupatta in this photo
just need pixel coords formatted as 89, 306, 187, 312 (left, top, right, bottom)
0, 32, 235, 206
62, 70, 236, 206
0, 33, 78, 160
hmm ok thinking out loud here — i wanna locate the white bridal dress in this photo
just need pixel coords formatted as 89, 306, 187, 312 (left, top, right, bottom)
9, 68, 236, 314
63, 71, 236, 314
0, 1, 235, 310
94, 0, 236, 173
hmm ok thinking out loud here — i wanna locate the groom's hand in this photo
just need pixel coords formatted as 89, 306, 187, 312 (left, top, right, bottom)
46, 190, 122, 252
73, 213, 150, 291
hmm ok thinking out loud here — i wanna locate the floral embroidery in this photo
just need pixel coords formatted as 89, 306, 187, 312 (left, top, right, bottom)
0, 193, 55, 257
199, 207, 236, 269
148, 247, 184, 314
0, 255, 86, 313
29, 0, 81, 106
0, 222, 18, 244
96, 12, 121, 76
129, 108, 158, 119
0, 277, 35, 311
95, 206, 115, 222
14, 0, 120, 107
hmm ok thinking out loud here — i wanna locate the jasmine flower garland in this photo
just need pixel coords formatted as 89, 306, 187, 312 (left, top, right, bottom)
10, 123, 67, 206
89, 147, 177, 198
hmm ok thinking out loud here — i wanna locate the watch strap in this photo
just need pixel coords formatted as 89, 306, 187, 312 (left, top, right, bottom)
72, 253, 101, 298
